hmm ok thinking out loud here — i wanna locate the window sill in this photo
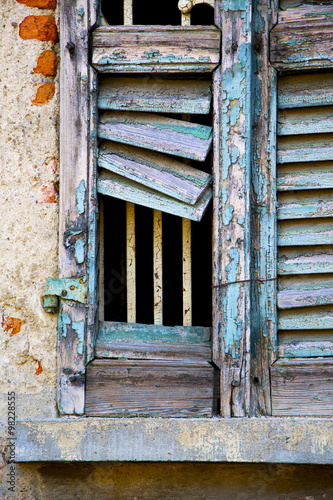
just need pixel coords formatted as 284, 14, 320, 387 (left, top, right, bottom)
16, 417, 333, 463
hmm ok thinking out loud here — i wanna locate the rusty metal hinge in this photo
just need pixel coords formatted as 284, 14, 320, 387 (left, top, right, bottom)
43, 276, 87, 313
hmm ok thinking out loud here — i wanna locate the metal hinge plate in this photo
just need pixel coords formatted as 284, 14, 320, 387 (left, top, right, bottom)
43, 276, 88, 313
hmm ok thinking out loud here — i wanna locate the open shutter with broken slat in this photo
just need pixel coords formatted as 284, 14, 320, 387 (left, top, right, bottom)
270, 1, 333, 416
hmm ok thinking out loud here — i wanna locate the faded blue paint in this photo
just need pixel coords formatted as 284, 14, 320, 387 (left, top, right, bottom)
75, 180, 86, 215
231, 146, 240, 163
74, 239, 85, 264
59, 313, 71, 339
230, 100, 240, 127
224, 205, 234, 225
223, 248, 242, 357
77, 7, 84, 17
72, 321, 85, 355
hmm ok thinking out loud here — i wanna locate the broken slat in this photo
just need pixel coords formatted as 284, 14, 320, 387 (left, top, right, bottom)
277, 162, 333, 191
98, 112, 213, 162
98, 77, 212, 114
277, 107, 333, 136
271, 359, 333, 416
270, 21, 333, 70
277, 191, 333, 219
277, 287, 333, 309
92, 25, 220, 73
278, 246, 333, 275
277, 134, 333, 163
278, 220, 333, 246
85, 359, 214, 417
97, 171, 212, 222
98, 142, 211, 205
278, 72, 333, 109
278, 306, 333, 330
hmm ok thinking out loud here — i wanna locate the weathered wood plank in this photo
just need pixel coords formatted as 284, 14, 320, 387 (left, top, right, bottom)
92, 25, 220, 73
85, 359, 214, 417
278, 337, 333, 358
278, 220, 333, 246
98, 141, 211, 205
182, 218, 192, 326
277, 246, 333, 275
277, 134, 333, 163
277, 162, 333, 191
277, 191, 333, 219
278, 306, 333, 330
97, 171, 212, 221
98, 77, 212, 114
126, 202, 136, 323
271, 359, 333, 416
270, 21, 333, 70
278, 72, 333, 109
98, 112, 213, 162
277, 106, 333, 136
278, 4, 333, 24
278, 287, 333, 309
153, 210, 163, 325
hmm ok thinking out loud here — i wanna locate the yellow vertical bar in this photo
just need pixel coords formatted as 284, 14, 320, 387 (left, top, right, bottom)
124, 0, 133, 25
126, 202, 136, 323
99, 198, 105, 322
182, 218, 192, 325
153, 210, 163, 325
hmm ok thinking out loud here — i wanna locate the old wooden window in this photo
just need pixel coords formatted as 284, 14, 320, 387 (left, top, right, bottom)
52, 0, 333, 419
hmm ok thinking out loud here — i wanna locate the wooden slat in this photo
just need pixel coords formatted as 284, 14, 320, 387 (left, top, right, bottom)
270, 21, 333, 70
126, 202, 136, 323
85, 359, 214, 417
97, 171, 212, 222
271, 359, 333, 416
98, 141, 211, 205
278, 219, 333, 246
278, 330, 333, 358
278, 72, 333, 109
277, 162, 333, 191
278, 4, 333, 24
153, 210, 163, 325
278, 246, 333, 275
278, 306, 333, 330
98, 77, 212, 114
98, 112, 213, 162
123, 0, 132, 24
277, 134, 333, 163
277, 106, 333, 136
278, 287, 333, 309
277, 191, 333, 219
92, 25, 220, 73
182, 218, 192, 326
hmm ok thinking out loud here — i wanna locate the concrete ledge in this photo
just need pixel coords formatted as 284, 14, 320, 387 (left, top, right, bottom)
15, 417, 333, 463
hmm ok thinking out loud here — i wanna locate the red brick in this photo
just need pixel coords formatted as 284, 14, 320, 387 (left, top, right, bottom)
2, 317, 21, 337
35, 361, 43, 375
39, 181, 57, 202
34, 50, 58, 76
16, 0, 56, 9
19, 15, 58, 42
32, 83, 55, 106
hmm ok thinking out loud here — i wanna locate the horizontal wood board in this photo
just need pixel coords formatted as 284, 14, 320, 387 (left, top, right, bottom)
98, 141, 211, 205
277, 162, 333, 191
97, 170, 212, 221
277, 190, 333, 219
98, 112, 213, 162
277, 134, 333, 163
278, 246, 333, 275
85, 359, 215, 417
92, 25, 220, 73
278, 72, 333, 109
278, 4, 333, 24
98, 77, 212, 114
278, 306, 333, 330
271, 359, 333, 416
277, 106, 333, 136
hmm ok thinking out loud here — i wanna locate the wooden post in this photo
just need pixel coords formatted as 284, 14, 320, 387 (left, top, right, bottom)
153, 210, 163, 325
126, 202, 136, 323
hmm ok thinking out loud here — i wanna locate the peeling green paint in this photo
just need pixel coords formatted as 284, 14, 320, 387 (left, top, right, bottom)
75, 180, 86, 215
72, 320, 85, 355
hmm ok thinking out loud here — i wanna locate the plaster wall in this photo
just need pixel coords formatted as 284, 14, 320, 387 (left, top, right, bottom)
0, 1, 333, 499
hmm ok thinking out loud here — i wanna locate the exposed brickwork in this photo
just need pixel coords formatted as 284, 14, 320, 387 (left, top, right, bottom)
19, 15, 58, 42
35, 361, 43, 375
2, 317, 21, 337
32, 83, 55, 106
16, 0, 56, 10
39, 181, 57, 202
34, 50, 58, 76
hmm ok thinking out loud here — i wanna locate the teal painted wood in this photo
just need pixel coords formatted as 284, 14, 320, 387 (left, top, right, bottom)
277, 107, 333, 136
98, 111, 213, 162
277, 287, 333, 309
277, 134, 333, 163
278, 341, 333, 358
92, 25, 220, 73
277, 193, 333, 219
98, 141, 211, 205
278, 72, 333, 109
278, 220, 333, 246
278, 307, 333, 330
279, 3, 333, 22
98, 77, 212, 114
277, 162, 333, 191
45, 277, 87, 303
97, 171, 212, 221
277, 247, 333, 275
99, 321, 211, 343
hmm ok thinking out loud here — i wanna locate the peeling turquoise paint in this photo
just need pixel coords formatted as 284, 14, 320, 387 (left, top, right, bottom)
75, 180, 86, 215
230, 100, 240, 127
72, 321, 85, 355
223, 248, 242, 357
231, 146, 240, 163
77, 7, 84, 17
59, 313, 71, 339
74, 239, 85, 264
224, 205, 234, 225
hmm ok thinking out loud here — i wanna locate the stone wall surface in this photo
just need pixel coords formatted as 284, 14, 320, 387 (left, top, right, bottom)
1, 1, 333, 499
